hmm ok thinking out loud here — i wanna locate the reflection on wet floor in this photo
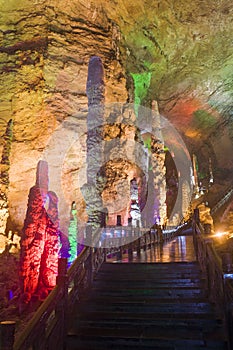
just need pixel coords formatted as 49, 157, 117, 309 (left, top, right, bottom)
107, 235, 197, 263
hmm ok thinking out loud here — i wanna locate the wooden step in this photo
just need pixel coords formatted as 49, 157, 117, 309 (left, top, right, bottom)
66, 259, 227, 350
67, 334, 227, 350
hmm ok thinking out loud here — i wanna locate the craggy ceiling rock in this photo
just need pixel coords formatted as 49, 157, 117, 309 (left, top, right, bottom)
101, 0, 233, 181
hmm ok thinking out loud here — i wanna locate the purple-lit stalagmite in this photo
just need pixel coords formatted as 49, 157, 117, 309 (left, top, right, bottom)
19, 161, 59, 303
82, 56, 105, 230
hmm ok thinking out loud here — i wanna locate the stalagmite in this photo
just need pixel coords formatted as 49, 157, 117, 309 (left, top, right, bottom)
130, 178, 141, 227
192, 154, 199, 197
150, 101, 167, 226
68, 201, 78, 265
19, 161, 59, 304
0, 119, 13, 252
182, 180, 191, 221
81, 56, 105, 231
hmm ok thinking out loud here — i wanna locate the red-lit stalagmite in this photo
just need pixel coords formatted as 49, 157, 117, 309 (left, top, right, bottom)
38, 191, 59, 293
19, 161, 59, 303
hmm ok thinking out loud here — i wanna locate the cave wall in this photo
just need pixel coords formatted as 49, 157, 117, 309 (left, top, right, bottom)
0, 0, 127, 231
1, 0, 232, 232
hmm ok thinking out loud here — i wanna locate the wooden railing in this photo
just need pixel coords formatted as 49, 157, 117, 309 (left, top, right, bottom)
0, 225, 177, 350
192, 209, 233, 350
101, 225, 177, 260
210, 186, 233, 215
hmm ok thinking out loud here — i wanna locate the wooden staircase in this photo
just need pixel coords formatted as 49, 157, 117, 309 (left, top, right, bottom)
66, 261, 228, 350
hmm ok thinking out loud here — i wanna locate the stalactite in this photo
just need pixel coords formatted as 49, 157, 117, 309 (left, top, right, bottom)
0, 119, 13, 251
19, 161, 59, 304
150, 100, 167, 226
81, 56, 105, 231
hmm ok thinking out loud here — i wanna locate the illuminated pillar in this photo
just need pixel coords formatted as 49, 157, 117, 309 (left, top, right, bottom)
81, 56, 105, 230
41, 190, 59, 291
150, 100, 167, 226
68, 201, 78, 265
192, 154, 199, 197
19, 161, 59, 303
209, 157, 214, 186
130, 178, 141, 227
182, 180, 191, 221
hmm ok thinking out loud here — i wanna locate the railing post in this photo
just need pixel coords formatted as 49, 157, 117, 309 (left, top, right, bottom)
117, 215, 122, 226
157, 225, 163, 243
137, 239, 141, 256
143, 233, 147, 251
0, 321, 15, 350
56, 257, 68, 350
222, 253, 233, 273
86, 225, 93, 286
128, 226, 133, 261
193, 208, 200, 225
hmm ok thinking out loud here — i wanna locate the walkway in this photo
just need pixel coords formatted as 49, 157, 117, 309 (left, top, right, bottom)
107, 235, 196, 263
66, 233, 228, 350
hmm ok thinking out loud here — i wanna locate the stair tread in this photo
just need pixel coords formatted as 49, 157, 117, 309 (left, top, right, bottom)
69, 325, 226, 341
66, 259, 227, 349
67, 335, 227, 349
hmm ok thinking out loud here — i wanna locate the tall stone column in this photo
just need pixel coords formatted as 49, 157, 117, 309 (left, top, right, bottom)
150, 101, 167, 226
19, 161, 49, 304
81, 56, 105, 232
19, 160, 59, 303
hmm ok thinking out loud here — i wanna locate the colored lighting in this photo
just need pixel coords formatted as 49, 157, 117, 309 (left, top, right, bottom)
131, 72, 151, 115
68, 202, 78, 265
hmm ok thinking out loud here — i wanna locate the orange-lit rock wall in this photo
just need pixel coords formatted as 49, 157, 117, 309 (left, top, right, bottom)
0, 1, 127, 232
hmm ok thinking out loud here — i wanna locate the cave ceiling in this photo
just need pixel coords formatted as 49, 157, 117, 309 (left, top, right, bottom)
0, 0, 233, 207
102, 0, 233, 171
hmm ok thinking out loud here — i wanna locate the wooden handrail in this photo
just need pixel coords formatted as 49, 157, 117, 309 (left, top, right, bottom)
1, 225, 177, 350
13, 286, 60, 350
193, 211, 233, 350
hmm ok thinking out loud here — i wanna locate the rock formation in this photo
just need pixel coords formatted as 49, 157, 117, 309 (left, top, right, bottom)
197, 202, 214, 233
81, 56, 105, 231
0, 119, 13, 252
102, 103, 148, 227
19, 161, 59, 304
0, 0, 232, 234
130, 178, 141, 226
0, 1, 127, 231
150, 100, 167, 226
68, 201, 78, 265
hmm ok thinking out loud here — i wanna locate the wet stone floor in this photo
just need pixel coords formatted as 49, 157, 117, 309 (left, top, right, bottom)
107, 235, 197, 263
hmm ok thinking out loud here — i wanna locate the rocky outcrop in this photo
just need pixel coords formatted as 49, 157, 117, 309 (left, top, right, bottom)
102, 104, 148, 226
0, 119, 13, 252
